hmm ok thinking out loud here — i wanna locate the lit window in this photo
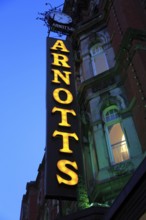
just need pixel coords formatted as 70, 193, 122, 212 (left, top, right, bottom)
90, 44, 109, 75
103, 106, 130, 164
108, 123, 129, 163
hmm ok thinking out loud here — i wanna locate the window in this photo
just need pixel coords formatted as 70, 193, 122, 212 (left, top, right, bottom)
103, 106, 129, 164
90, 44, 109, 75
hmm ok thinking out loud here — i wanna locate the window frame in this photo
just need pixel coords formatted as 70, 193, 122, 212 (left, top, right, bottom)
103, 105, 130, 165
90, 43, 109, 76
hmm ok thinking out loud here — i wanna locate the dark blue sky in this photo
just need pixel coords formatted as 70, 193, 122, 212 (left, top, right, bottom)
0, 0, 64, 219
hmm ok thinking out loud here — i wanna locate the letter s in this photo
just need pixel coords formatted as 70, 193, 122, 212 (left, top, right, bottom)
56, 160, 78, 186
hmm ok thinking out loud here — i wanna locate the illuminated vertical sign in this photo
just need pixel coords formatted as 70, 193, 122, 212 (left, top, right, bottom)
45, 37, 82, 199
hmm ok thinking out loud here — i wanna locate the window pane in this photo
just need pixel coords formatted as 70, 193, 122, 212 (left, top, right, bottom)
108, 123, 129, 163
94, 53, 109, 75
105, 109, 119, 122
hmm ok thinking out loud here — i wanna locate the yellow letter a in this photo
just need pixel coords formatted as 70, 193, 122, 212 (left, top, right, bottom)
51, 40, 69, 53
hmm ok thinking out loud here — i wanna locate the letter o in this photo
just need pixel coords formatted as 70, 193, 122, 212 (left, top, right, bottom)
53, 88, 73, 104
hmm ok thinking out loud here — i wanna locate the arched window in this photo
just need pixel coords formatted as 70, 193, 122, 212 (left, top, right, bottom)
90, 44, 109, 75
103, 105, 130, 164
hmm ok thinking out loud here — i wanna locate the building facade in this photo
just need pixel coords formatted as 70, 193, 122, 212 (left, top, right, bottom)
20, 0, 146, 219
